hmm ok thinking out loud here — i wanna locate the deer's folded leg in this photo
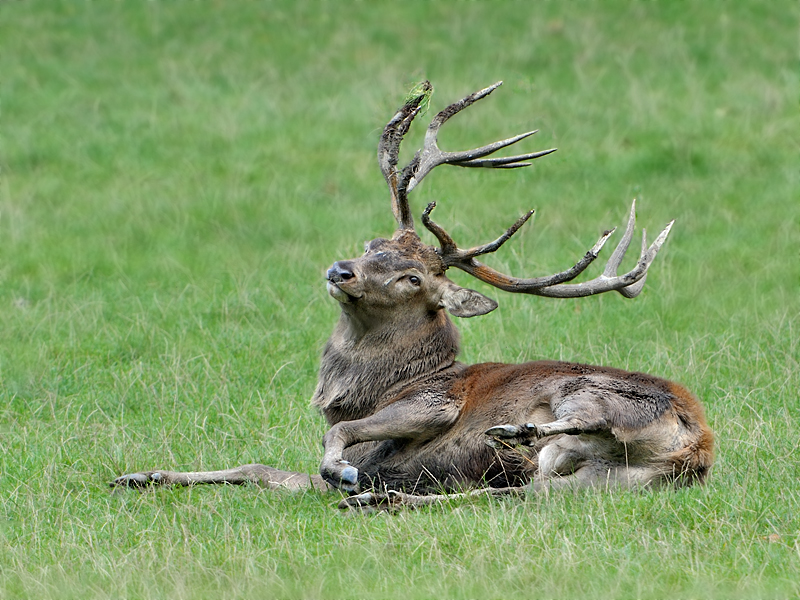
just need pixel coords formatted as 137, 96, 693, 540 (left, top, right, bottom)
320, 392, 460, 492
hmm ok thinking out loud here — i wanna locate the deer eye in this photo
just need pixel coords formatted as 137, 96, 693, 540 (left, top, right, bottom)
408, 276, 421, 286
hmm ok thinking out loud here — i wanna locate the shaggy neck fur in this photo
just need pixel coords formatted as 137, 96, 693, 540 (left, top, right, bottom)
312, 308, 460, 425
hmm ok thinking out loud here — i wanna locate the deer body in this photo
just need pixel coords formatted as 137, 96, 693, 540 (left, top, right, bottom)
315, 231, 712, 495
328, 361, 711, 493
113, 82, 713, 506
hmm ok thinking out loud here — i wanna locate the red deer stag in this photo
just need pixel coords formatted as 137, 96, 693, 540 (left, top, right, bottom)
113, 81, 713, 508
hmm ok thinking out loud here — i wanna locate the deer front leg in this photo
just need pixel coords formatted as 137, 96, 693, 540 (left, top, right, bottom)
111, 464, 331, 491
320, 394, 459, 492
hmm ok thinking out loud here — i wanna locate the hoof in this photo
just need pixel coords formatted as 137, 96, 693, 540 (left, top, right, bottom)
321, 462, 361, 493
485, 423, 537, 438
340, 465, 359, 485
338, 492, 382, 509
110, 471, 163, 488
485, 423, 539, 448
485, 424, 522, 438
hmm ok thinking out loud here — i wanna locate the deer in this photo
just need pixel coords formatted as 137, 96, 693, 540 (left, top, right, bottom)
112, 81, 713, 510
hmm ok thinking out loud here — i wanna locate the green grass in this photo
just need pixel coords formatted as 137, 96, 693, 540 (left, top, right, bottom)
1, 1, 799, 598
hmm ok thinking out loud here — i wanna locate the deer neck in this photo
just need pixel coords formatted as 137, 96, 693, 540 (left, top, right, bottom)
312, 309, 460, 425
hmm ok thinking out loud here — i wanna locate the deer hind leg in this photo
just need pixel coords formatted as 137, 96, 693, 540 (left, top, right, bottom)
527, 431, 664, 491
486, 390, 614, 448
485, 414, 609, 449
337, 461, 661, 511
337, 486, 528, 512
531, 459, 664, 493
338, 460, 661, 511
111, 464, 331, 491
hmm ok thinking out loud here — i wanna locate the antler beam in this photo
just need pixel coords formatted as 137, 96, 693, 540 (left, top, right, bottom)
378, 81, 555, 231
424, 199, 674, 299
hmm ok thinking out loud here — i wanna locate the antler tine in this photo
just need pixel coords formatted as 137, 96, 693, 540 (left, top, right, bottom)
423, 202, 535, 260
425, 199, 673, 299
403, 81, 556, 194
451, 147, 557, 170
616, 217, 674, 299
602, 199, 638, 278
617, 230, 650, 299
527, 203, 673, 298
378, 81, 432, 230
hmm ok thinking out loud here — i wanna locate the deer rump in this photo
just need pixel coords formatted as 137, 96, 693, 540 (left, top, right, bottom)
112, 82, 713, 508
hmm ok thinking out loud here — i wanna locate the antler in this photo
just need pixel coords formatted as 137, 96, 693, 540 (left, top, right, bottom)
379, 81, 673, 299
423, 199, 673, 299
378, 81, 555, 230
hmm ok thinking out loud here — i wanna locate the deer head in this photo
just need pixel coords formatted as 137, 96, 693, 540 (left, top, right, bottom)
326, 81, 673, 335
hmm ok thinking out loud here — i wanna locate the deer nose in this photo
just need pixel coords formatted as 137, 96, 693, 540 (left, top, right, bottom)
327, 261, 356, 283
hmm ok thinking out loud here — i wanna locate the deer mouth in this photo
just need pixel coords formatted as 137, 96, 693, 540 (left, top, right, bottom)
327, 281, 361, 303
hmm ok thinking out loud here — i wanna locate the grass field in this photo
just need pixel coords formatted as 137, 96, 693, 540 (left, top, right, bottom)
1, 1, 799, 598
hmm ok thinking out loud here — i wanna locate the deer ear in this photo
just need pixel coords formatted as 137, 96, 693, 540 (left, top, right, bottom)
440, 284, 498, 318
